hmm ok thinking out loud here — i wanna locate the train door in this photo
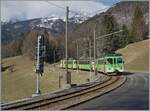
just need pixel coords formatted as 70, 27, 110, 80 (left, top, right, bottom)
106, 57, 114, 73
104, 58, 106, 73
97, 59, 104, 72
63, 60, 65, 68
73, 60, 77, 69
91, 61, 95, 71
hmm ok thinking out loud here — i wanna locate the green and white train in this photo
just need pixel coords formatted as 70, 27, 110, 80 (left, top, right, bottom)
60, 54, 124, 74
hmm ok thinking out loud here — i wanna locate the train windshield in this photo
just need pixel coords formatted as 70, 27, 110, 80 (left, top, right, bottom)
107, 58, 113, 64
117, 58, 123, 63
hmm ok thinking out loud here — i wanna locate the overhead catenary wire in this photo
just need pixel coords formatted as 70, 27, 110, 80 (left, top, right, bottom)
45, 1, 82, 15
96, 30, 123, 40
46, 1, 66, 10
76, 30, 123, 56
63, 29, 123, 59
45, 1, 122, 18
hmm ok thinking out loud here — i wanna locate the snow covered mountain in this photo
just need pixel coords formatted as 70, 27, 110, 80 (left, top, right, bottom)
1, 15, 88, 43
35, 15, 89, 29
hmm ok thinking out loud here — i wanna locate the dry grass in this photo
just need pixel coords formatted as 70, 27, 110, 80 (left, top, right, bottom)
116, 39, 149, 72
1, 56, 90, 103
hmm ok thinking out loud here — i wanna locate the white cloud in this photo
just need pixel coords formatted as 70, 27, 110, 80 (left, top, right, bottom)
1, 1, 109, 22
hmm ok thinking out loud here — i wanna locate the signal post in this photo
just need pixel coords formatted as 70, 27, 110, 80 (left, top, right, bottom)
32, 35, 45, 97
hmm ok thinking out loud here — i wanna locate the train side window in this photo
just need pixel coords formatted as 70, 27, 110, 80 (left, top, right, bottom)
107, 58, 113, 64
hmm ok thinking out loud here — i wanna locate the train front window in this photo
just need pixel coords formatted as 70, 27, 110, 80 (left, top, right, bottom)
107, 58, 113, 64
117, 58, 123, 63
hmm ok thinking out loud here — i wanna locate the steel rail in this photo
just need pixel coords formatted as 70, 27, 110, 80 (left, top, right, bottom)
25, 77, 121, 110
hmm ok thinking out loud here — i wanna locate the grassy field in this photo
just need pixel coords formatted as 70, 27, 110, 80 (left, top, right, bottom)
116, 39, 149, 72
1, 56, 90, 103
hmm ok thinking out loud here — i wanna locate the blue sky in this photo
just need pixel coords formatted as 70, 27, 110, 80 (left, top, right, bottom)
99, 0, 120, 5
1, 0, 120, 22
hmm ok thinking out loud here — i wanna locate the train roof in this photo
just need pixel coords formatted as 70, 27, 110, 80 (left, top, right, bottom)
104, 53, 123, 57
97, 54, 123, 60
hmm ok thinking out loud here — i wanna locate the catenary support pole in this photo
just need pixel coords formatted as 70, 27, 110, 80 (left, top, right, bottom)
65, 6, 71, 87
93, 29, 97, 77
53, 50, 55, 70
65, 6, 68, 84
89, 39, 92, 81
76, 40, 79, 73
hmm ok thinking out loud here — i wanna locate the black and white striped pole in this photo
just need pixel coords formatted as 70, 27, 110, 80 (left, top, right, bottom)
33, 35, 45, 97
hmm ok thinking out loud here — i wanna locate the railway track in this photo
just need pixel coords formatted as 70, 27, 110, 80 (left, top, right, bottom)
2, 74, 126, 110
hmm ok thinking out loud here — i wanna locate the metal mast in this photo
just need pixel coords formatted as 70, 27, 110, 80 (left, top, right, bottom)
93, 29, 97, 76
65, 6, 69, 84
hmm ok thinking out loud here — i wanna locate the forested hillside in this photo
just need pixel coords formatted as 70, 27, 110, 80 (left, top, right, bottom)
67, 1, 149, 58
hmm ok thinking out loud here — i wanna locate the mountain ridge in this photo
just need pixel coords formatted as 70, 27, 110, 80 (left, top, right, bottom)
1, 1, 149, 60
1, 15, 88, 43
2, 1, 149, 43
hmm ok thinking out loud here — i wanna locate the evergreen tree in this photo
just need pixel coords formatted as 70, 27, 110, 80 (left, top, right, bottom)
43, 29, 54, 63
131, 6, 147, 42
117, 24, 130, 48
101, 14, 119, 54
42, 29, 59, 63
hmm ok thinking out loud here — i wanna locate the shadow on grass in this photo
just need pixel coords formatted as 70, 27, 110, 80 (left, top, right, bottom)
2, 64, 16, 72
